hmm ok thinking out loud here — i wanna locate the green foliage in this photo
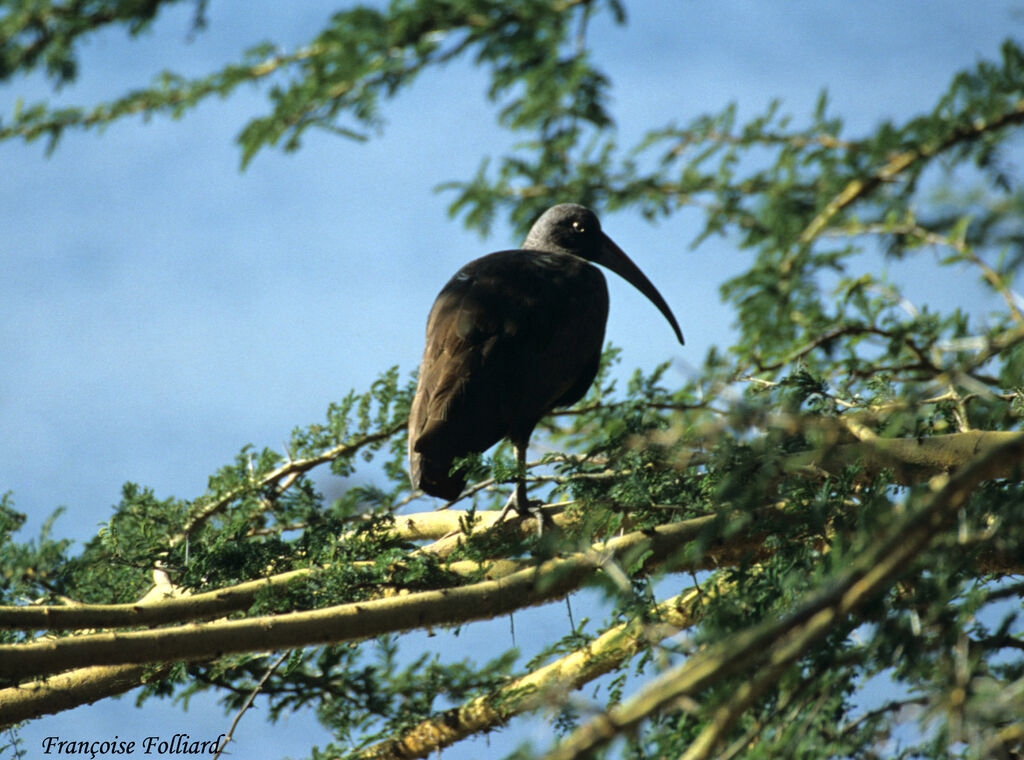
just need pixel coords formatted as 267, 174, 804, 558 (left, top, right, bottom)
2, 4, 1024, 760
0, 1, 624, 167
0, 0, 208, 85
0, 494, 72, 622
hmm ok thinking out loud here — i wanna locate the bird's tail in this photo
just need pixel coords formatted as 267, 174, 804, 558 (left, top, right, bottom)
408, 445, 466, 501
408, 420, 468, 501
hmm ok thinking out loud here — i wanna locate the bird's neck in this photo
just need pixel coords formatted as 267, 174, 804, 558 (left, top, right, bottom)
521, 240, 581, 259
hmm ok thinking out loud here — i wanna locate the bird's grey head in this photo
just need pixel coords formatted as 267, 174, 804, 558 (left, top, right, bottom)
522, 204, 603, 257
520, 202, 686, 345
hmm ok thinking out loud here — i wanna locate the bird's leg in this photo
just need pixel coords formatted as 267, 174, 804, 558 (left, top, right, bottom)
494, 443, 545, 535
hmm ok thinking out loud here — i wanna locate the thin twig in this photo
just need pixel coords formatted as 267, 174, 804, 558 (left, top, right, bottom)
213, 650, 291, 760
837, 696, 928, 739
173, 421, 406, 546
827, 221, 1024, 324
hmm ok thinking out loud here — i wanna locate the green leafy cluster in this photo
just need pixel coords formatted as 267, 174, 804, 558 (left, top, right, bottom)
2, 3, 1023, 760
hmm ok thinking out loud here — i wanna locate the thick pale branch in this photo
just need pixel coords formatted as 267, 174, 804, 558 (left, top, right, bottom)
0, 569, 307, 632
0, 555, 544, 633
0, 664, 172, 728
354, 588, 706, 760
0, 507, 564, 632
5, 425, 1018, 726
0, 517, 724, 684
785, 430, 1023, 485
679, 655, 793, 760
7, 426, 1021, 636
0, 509, 742, 727
412, 505, 575, 560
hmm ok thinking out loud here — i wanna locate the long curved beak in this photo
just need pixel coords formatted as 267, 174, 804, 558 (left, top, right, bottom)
594, 233, 685, 345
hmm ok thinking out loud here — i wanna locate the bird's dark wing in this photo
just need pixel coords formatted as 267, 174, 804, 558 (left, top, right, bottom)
408, 250, 609, 500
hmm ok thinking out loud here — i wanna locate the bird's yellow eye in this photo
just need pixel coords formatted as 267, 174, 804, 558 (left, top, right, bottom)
571, 220, 586, 233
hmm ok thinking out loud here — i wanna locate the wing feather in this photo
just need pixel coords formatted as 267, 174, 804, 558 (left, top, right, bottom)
408, 250, 608, 499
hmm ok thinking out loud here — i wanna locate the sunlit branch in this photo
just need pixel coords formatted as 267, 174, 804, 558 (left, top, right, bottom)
800, 99, 1024, 242
680, 656, 794, 760
0, 663, 174, 728
0, 515, 734, 683
354, 587, 706, 760
539, 432, 1024, 760
784, 430, 1024, 487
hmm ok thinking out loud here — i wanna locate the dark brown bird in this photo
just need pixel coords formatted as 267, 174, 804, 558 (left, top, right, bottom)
408, 203, 684, 519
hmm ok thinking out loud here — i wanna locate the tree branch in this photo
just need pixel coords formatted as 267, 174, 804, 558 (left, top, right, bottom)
354, 587, 706, 760
539, 431, 1024, 760
827, 222, 1024, 325
213, 651, 289, 760
0, 516, 730, 684
800, 99, 1024, 243
680, 655, 794, 760
0, 508, 560, 632
0, 663, 172, 727
784, 430, 1024, 486
8, 427, 1022, 635
173, 421, 406, 546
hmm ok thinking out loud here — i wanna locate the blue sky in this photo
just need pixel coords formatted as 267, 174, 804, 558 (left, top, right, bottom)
1, 2, 1018, 758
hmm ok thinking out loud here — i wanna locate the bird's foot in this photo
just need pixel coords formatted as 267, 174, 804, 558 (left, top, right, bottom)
495, 493, 546, 536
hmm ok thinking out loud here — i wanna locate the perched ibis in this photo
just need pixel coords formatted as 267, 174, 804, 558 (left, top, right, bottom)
407, 203, 684, 523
